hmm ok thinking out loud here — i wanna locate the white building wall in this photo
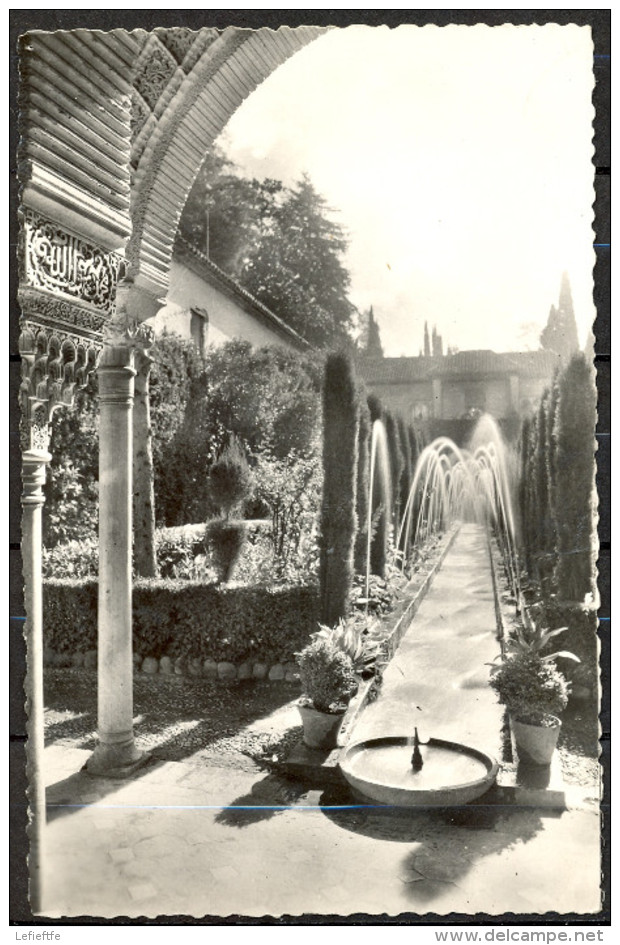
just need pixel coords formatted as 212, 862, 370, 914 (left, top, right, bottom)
148, 259, 300, 351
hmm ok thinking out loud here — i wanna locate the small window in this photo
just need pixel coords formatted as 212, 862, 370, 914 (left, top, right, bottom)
190, 306, 209, 357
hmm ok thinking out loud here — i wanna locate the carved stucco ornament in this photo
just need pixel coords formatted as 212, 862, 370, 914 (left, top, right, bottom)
103, 276, 157, 351
21, 209, 123, 317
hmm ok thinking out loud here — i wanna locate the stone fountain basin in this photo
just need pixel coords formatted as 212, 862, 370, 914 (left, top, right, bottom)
339, 735, 498, 807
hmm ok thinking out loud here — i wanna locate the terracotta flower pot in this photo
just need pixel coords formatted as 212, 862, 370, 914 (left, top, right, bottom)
511, 715, 561, 766
298, 704, 345, 749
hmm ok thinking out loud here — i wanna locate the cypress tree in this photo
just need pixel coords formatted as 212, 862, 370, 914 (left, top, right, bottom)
540, 272, 580, 362
536, 392, 552, 583
354, 396, 371, 574
528, 410, 542, 579
423, 321, 431, 358
553, 353, 596, 601
385, 410, 404, 531
547, 367, 561, 577
319, 352, 359, 625
364, 306, 384, 357
518, 415, 532, 571
431, 325, 444, 358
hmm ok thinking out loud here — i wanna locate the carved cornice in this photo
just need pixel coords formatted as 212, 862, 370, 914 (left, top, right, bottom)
18, 287, 109, 341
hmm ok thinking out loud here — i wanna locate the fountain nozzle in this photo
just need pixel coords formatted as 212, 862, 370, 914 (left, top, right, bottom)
411, 727, 424, 772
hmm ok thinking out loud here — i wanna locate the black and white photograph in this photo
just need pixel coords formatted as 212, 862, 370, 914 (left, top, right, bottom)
12, 10, 608, 926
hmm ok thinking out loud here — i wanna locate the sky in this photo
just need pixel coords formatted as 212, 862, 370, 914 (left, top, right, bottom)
218, 24, 595, 357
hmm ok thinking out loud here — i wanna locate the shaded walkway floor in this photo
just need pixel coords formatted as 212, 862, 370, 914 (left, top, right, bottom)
41, 746, 600, 919
38, 525, 602, 919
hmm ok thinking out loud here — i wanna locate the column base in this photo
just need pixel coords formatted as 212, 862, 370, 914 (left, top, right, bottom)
84, 740, 151, 779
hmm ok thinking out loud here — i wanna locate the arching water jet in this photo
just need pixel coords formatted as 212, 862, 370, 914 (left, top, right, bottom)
393, 417, 521, 609
365, 419, 392, 601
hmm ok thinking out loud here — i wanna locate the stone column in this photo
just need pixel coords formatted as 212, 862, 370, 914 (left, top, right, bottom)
22, 445, 51, 914
86, 345, 147, 776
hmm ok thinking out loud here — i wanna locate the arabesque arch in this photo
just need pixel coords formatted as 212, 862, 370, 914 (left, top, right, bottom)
18, 24, 326, 911
128, 26, 325, 304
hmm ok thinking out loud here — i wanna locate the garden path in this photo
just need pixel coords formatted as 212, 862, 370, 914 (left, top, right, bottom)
33, 524, 602, 919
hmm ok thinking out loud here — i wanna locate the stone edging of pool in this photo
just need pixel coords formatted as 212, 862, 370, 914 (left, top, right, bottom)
281, 527, 460, 787
282, 528, 569, 811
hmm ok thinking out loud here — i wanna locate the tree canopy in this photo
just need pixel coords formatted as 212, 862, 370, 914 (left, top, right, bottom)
178, 148, 357, 348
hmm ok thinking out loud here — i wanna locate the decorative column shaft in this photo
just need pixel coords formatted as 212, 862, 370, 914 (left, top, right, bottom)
22, 446, 51, 915
86, 345, 147, 776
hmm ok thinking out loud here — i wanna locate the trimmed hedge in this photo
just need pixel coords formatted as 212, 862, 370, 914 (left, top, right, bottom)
43, 579, 320, 665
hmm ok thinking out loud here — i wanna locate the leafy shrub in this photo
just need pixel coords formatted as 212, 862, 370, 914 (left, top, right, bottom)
42, 538, 99, 579
44, 459, 99, 547
489, 653, 569, 725
42, 518, 319, 587
251, 447, 322, 580
205, 519, 248, 583
156, 529, 204, 578
43, 529, 206, 580
43, 579, 320, 664
44, 383, 99, 548
296, 638, 358, 713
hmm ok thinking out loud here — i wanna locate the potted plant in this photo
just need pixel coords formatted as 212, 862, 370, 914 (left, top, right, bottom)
489, 652, 570, 765
296, 637, 358, 749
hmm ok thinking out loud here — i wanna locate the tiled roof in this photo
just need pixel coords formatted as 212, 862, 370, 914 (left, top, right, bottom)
501, 349, 563, 377
360, 349, 562, 384
359, 357, 433, 384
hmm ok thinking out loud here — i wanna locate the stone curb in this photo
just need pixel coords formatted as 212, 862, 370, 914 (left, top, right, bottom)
43, 650, 301, 685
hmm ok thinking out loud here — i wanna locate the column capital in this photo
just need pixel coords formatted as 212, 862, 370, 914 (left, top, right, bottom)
97, 344, 136, 407
103, 277, 160, 350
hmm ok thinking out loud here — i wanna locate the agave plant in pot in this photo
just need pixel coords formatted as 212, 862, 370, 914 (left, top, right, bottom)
296, 637, 359, 749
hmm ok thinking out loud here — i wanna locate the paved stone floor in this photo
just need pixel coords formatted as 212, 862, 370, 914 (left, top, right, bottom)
39, 526, 603, 919
42, 746, 601, 920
